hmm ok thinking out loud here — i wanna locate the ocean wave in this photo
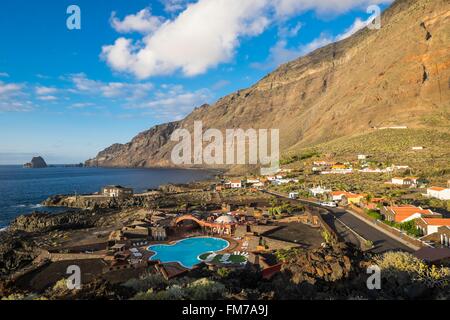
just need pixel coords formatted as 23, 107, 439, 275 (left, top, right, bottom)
12, 203, 44, 209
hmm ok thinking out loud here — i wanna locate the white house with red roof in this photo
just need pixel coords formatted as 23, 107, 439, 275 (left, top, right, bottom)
427, 187, 450, 200
382, 205, 442, 223
229, 180, 243, 189
416, 218, 450, 236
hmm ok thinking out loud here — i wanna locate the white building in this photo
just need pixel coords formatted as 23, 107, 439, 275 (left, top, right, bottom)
309, 186, 331, 197
417, 218, 450, 236
229, 180, 243, 189
101, 185, 133, 198
358, 154, 368, 160
427, 187, 450, 200
289, 192, 299, 199
272, 178, 298, 186
391, 177, 419, 186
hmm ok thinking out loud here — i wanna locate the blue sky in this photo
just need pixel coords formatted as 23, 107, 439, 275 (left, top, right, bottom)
0, 0, 392, 164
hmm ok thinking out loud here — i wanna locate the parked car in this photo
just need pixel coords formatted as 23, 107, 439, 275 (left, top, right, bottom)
320, 202, 337, 208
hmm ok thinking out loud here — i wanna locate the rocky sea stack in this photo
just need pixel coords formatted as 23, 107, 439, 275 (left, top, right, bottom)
23, 156, 47, 169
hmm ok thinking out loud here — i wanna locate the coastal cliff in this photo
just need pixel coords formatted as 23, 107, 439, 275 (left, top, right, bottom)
86, 0, 450, 169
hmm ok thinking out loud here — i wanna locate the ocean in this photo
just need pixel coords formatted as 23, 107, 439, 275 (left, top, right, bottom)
0, 165, 214, 228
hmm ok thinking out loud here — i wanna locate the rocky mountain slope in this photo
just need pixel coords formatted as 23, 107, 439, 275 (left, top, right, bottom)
86, 0, 450, 170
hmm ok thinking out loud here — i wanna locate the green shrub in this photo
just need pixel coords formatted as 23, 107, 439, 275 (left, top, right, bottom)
217, 268, 231, 278
365, 209, 382, 220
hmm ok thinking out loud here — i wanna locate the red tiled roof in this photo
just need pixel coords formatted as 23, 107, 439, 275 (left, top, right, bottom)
331, 191, 364, 198
388, 206, 436, 222
429, 187, 446, 192
421, 218, 450, 226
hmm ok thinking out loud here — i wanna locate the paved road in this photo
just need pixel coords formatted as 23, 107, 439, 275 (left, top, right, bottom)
327, 207, 413, 253
263, 190, 413, 253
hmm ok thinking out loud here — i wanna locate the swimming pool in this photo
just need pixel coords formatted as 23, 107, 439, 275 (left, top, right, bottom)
147, 237, 229, 268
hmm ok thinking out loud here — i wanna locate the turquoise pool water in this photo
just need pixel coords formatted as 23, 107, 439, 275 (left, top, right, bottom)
148, 237, 229, 268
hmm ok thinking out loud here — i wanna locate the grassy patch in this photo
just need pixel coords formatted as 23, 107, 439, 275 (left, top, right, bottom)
200, 253, 247, 264
365, 209, 383, 220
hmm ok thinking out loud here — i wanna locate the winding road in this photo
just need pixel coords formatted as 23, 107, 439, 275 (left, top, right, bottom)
263, 190, 414, 253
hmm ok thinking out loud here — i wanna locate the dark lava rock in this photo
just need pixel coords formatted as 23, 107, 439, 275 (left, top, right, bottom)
9, 211, 94, 233
24, 156, 47, 168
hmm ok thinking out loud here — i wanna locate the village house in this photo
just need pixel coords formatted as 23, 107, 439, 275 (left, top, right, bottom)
289, 192, 299, 199
229, 180, 243, 189
332, 164, 347, 170
331, 191, 364, 204
321, 164, 353, 175
420, 226, 450, 248
390, 177, 419, 187
272, 178, 299, 186
426, 187, 450, 200
101, 185, 134, 198
358, 154, 369, 160
382, 205, 442, 223
416, 218, 450, 236
121, 225, 150, 239
246, 178, 260, 185
309, 186, 331, 197
364, 198, 385, 210
313, 161, 335, 167
275, 173, 287, 179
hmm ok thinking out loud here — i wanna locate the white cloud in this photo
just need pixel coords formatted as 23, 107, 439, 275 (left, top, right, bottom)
0, 72, 9, 78
160, 0, 194, 13
336, 16, 373, 41
273, 0, 392, 17
69, 73, 153, 100
37, 95, 58, 101
102, 0, 271, 79
110, 8, 164, 34
0, 81, 34, 112
278, 22, 303, 38
253, 11, 380, 70
35, 86, 57, 95
0, 82, 22, 95
126, 84, 213, 120
69, 102, 96, 109
102, 0, 393, 79
64, 74, 210, 121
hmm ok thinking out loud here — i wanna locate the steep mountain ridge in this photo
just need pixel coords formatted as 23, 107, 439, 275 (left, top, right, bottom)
86, 0, 450, 169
